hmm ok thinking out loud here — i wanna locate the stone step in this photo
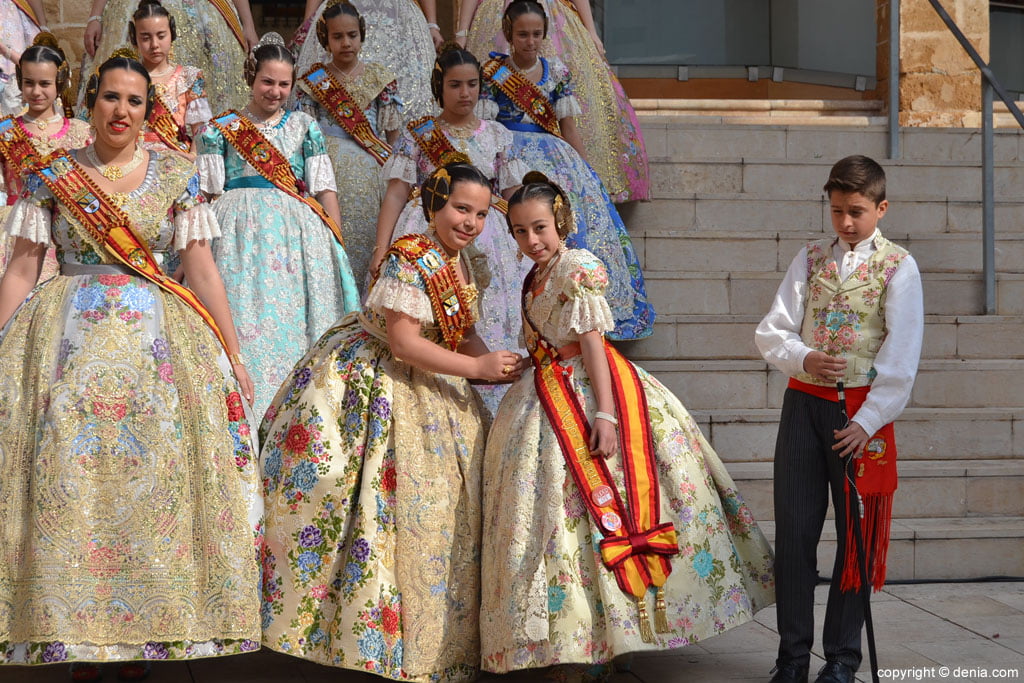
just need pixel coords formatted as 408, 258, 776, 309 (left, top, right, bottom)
625, 314, 1024, 362
618, 193, 1024, 236
726, 460, 1024, 523
756, 517, 1024, 581
642, 271, 1024, 316
635, 359, 1024, 411
638, 119, 1024, 164
633, 229, 1024, 275
689, 407, 1024, 464
646, 157, 1024, 202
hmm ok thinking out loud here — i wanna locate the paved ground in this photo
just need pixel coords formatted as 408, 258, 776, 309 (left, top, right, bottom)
2, 582, 1021, 683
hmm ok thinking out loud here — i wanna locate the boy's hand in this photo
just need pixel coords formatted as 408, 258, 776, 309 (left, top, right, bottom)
803, 350, 847, 382
833, 422, 869, 458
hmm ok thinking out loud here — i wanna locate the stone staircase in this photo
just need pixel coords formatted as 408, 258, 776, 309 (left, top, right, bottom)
619, 119, 1024, 580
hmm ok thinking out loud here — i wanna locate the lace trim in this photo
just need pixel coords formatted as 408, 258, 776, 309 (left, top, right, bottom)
305, 154, 337, 195
2, 198, 50, 244
554, 93, 582, 120
196, 153, 225, 195
383, 150, 418, 186
173, 203, 221, 250
365, 276, 433, 323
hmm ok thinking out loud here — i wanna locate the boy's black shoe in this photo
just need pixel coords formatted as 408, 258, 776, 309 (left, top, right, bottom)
814, 660, 856, 683
769, 661, 809, 683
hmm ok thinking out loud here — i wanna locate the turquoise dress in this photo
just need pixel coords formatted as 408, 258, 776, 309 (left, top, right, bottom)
198, 110, 360, 417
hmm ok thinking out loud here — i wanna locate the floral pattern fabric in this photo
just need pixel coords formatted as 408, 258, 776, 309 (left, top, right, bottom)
467, 0, 650, 202
0, 150, 263, 665
259, 246, 485, 682
480, 249, 775, 673
478, 54, 654, 341
198, 110, 361, 417
296, 62, 402, 292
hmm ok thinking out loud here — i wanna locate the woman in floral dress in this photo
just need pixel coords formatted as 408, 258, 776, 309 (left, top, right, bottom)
0, 54, 261, 675
481, 176, 774, 680
198, 33, 360, 416
294, 0, 402, 290
459, 0, 650, 203
371, 44, 528, 416
0, 34, 91, 283
477, 0, 654, 340
79, 0, 257, 114
259, 163, 524, 682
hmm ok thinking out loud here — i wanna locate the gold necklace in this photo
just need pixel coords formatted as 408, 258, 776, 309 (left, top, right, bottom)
532, 251, 562, 294
427, 227, 461, 267
438, 116, 478, 140
85, 144, 146, 181
509, 56, 541, 77
23, 112, 61, 131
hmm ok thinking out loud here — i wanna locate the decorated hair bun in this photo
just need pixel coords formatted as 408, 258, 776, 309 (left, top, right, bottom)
256, 31, 287, 49
108, 46, 142, 61
436, 40, 464, 57
521, 170, 552, 185
31, 31, 61, 52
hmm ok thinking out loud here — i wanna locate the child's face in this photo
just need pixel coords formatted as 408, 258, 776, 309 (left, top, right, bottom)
509, 198, 562, 267
829, 190, 888, 248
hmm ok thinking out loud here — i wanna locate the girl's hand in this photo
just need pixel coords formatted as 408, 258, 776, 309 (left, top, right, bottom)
588, 29, 606, 56
84, 19, 103, 57
368, 247, 386, 282
232, 362, 255, 406
589, 416, 617, 458
429, 26, 444, 49
475, 350, 525, 383
243, 21, 259, 52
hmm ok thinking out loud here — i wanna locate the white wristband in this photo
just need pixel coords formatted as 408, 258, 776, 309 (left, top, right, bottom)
426, 22, 440, 30
87, 15, 102, 24
455, 29, 468, 37
594, 411, 617, 426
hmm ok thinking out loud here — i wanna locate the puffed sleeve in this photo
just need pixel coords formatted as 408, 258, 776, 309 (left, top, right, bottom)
376, 79, 403, 134
493, 125, 527, 191
382, 130, 418, 185
364, 250, 433, 323
196, 125, 226, 194
302, 117, 338, 194
184, 71, 213, 128
2, 173, 54, 244
172, 171, 221, 250
556, 250, 615, 337
548, 58, 583, 120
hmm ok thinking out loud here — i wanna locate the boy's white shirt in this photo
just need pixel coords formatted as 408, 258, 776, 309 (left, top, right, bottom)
755, 228, 924, 436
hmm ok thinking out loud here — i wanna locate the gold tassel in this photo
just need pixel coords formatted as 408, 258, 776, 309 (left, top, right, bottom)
636, 595, 654, 643
654, 587, 672, 633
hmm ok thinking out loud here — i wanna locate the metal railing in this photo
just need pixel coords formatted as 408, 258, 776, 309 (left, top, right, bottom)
927, 0, 1024, 314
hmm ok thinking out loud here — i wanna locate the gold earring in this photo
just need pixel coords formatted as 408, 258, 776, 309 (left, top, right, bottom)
516, 250, 524, 262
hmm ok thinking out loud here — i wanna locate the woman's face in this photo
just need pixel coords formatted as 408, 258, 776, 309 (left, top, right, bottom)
431, 180, 492, 256
249, 59, 293, 117
19, 60, 59, 117
91, 67, 149, 149
134, 15, 173, 71
326, 13, 362, 68
509, 12, 545, 65
509, 197, 562, 268
440, 63, 480, 117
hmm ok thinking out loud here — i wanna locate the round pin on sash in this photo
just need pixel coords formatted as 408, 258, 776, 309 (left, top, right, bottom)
601, 511, 622, 532
591, 485, 614, 507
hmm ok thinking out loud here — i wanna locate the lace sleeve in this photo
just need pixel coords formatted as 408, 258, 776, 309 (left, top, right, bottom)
2, 196, 52, 244
549, 58, 583, 119
382, 131, 418, 184
172, 172, 221, 249
556, 251, 615, 337
364, 252, 433, 322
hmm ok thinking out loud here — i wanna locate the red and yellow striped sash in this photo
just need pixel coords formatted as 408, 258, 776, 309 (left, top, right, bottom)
301, 64, 391, 166
12, 0, 41, 26
0, 116, 42, 173
482, 57, 561, 138
210, 110, 344, 247
147, 95, 190, 153
206, 0, 246, 49
32, 151, 229, 352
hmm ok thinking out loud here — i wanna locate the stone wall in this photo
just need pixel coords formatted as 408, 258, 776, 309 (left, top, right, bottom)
899, 0, 989, 127
41, 0, 90, 88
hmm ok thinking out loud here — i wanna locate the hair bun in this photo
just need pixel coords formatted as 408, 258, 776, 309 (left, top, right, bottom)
436, 40, 464, 57
521, 171, 552, 186
256, 31, 286, 49
31, 31, 61, 51
137, 0, 164, 7
108, 46, 141, 61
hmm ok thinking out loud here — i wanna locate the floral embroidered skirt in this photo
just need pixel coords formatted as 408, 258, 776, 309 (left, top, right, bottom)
0, 272, 262, 664
259, 314, 484, 682
481, 356, 776, 673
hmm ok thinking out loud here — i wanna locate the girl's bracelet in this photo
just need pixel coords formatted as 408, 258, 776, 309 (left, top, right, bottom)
594, 411, 617, 426
426, 22, 440, 30
455, 29, 468, 37
87, 15, 102, 24
228, 352, 245, 367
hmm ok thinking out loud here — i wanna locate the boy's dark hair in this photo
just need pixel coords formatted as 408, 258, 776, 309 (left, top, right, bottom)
823, 155, 886, 205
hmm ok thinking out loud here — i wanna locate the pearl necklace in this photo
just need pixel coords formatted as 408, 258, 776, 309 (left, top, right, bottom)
85, 144, 146, 181
509, 56, 541, 77
328, 61, 362, 81
149, 62, 175, 79
242, 106, 284, 131
23, 112, 61, 131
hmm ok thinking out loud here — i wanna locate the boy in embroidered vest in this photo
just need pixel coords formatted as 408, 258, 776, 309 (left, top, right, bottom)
755, 155, 924, 683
